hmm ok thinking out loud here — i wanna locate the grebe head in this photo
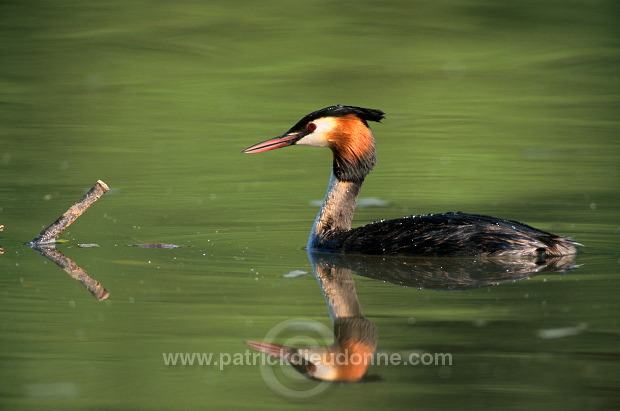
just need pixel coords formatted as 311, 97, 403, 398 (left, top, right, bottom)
245, 339, 375, 382
243, 105, 385, 182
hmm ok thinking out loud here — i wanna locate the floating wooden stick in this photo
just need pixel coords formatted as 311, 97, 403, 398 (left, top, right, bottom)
29, 180, 109, 245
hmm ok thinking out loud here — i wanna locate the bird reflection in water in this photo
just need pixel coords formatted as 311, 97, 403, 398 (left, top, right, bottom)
311, 251, 579, 290
246, 250, 577, 384
247, 251, 378, 383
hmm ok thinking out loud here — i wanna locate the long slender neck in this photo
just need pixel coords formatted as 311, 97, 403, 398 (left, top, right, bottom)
306, 121, 376, 250
307, 172, 364, 249
308, 252, 364, 320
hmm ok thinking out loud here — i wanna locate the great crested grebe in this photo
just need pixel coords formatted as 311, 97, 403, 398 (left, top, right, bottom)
243, 105, 579, 258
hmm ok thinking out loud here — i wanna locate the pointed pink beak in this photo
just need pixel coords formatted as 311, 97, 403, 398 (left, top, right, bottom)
242, 133, 301, 153
246, 341, 316, 375
245, 341, 296, 359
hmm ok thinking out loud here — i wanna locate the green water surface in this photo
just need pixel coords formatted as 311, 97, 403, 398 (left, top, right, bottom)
1, 1, 619, 410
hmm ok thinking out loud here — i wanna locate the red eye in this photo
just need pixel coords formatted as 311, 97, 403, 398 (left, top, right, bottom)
307, 122, 317, 132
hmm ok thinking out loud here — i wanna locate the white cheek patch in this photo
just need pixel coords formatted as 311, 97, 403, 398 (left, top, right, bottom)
295, 117, 337, 148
